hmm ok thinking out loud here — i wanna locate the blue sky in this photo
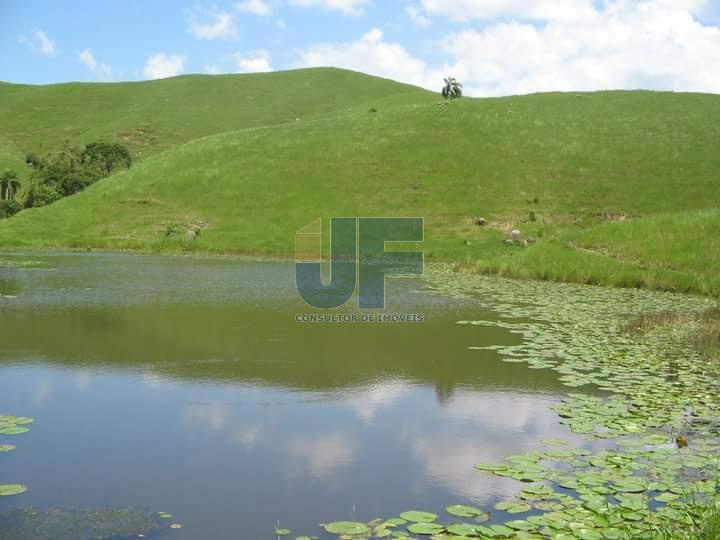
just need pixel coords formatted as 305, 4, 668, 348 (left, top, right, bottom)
2, 0, 720, 96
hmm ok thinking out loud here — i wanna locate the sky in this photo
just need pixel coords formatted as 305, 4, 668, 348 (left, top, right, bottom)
2, 0, 720, 96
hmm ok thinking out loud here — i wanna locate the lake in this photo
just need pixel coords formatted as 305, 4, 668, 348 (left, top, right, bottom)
0, 253, 690, 539
0, 254, 600, 539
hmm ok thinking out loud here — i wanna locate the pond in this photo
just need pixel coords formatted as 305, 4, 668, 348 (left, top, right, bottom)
0, 253, 718, 539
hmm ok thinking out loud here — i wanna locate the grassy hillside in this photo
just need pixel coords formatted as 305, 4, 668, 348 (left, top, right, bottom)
0, 68, 426, 159
0, 133, 26, 177
0, 69, 718, 296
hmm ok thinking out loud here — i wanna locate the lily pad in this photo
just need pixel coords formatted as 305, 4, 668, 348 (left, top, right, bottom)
406, 522, 443, 535
398, 511, 437, 523
323, 521, 370, 535
445, 505, 488, 520
0, 484, 28, 496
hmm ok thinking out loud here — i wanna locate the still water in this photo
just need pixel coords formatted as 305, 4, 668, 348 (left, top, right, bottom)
0, 253, 591, 539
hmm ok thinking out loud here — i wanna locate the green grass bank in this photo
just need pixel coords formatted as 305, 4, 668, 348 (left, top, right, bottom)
1, 68, 718, 296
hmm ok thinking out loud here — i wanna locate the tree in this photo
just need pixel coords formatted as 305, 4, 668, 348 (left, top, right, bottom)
442, 77, 463, 100
0, 200, 22, 218
0, 169, 21, 201
81, 142, 132, 176
25, 152, 45, 169
23, 183, 62, 209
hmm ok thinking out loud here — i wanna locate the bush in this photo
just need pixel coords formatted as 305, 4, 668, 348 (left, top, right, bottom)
0, 199, 22, 218
81, 142, 132, 176
25, 152, 44, 169
24, 183, 63, 208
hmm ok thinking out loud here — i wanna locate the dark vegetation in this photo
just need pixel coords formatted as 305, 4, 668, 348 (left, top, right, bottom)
0, 142, 131, 219
24, 142, 131, 207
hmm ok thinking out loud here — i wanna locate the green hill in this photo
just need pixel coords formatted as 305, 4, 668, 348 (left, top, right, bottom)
0, 68, 425, 161
1, 69, 719, 296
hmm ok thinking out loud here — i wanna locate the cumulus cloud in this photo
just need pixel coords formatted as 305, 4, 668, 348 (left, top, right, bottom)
444, 0, 720, 96
287, 0, 370, 16
232, 49, 273, 72
297, 1, 720, 96
79, 49, 113, 81
18, 27, 56, 57
296, 28, 440, 88
187, 8, 238, 40
237, 0, 273, 16
143, 53, 186, 79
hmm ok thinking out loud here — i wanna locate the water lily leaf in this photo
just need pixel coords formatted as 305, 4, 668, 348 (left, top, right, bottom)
505, 520, 535, 531
445, 505, 487, 520
0, 484, 28, 496
323, 522, 370, 535
0, 427, 29, 435
399, 511, 437, 523
446, 523, 478, 536
406, 522, 443, 535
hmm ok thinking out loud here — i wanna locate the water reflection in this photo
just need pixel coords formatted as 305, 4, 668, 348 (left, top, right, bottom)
0, 254, 586, 540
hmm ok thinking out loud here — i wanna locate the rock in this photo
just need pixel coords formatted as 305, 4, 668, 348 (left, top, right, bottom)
510, 229, 522, 242
475, 217, 487, 226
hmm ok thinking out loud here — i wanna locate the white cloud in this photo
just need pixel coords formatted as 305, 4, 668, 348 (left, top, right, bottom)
187, 8, 238, 40
79, 49, 113, 81
203, 50, 273, 74
237, 0, 272, 16
297, 1, 720, 97
406, 5, 430, 28
288, 0, 370, 16
233, 49, 273, 72
18, 27, 56, 57
444, 0, 720, 96
296, 28, 439, 88
418, 0, 598, 22
143, 53, 186, 79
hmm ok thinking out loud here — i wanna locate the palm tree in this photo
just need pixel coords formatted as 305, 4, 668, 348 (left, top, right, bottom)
0, 169, 21, 201
442, 77, 463, 100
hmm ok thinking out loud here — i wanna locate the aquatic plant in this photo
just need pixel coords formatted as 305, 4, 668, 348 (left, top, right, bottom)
0, 414, 33, 498
289, 270, 720, 538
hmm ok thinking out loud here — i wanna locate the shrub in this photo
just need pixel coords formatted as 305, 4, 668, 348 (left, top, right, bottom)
80, 142, 132, 176
0, 199, 22, 218
24, 183, 63, 208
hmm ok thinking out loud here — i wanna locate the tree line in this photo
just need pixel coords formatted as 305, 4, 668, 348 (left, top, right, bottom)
0, 142, 132, 219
